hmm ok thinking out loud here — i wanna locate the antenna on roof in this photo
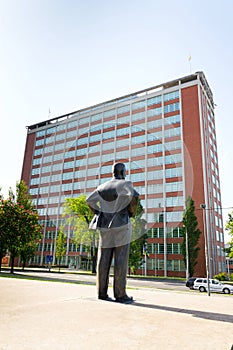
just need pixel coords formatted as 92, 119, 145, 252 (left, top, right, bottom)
188, 54, 192, 74
48, 108, 51, 118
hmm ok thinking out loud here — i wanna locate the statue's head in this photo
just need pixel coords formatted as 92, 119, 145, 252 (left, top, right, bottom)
112, 162, 126, 179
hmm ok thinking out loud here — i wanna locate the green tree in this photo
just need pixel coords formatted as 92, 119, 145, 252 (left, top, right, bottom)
63, 195, 97, 272
20, 241, 39, 270
129, 200, 147, 274
181, 196, 201, 277
56, 227, 67, 271
0, 181, 42, 273
225, 211, 233, 258
0, 211, 7, 271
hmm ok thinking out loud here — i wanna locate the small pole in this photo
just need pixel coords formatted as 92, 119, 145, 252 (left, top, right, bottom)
201, 204, 210, 296
185, 227, 189, 280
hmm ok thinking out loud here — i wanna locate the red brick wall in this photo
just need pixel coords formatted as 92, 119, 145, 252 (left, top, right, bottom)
182, 85, 206, 276
21, 132, 36, 188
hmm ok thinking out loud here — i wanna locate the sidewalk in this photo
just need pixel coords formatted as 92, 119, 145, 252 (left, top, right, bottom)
0, 276, 232, 350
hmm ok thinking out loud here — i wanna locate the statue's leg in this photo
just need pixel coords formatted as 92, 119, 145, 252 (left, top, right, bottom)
113, 244, 130, 299
97, 246, 113, 299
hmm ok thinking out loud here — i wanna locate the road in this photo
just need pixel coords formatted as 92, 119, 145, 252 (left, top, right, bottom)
0, 267, 200, 293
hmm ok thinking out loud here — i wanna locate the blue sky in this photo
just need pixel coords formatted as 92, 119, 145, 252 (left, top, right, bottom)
0, 0, 232, 239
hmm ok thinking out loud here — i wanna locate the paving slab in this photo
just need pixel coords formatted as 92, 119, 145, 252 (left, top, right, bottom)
0, 277, 232, 350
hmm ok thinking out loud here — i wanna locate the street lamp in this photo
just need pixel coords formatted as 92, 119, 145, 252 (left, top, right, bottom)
226, 258, 230, 276
185, 226, 189, 280
200, 204, 210, 296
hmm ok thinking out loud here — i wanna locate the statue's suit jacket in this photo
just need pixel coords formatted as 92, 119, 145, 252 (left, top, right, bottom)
86, 178, 139, 248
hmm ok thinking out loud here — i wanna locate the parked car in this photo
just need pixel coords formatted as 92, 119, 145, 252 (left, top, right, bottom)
185, 277, 197, 289
193, 278, 233, 294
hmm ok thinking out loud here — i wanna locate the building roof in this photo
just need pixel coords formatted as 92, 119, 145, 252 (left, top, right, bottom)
27, 71, 213, 132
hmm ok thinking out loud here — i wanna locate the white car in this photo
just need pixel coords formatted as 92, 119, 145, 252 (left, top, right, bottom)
193, 278, 233, 294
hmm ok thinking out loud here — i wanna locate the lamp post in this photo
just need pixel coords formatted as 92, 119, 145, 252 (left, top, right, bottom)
185, 226, 189, 280
200, 204, 210, 296
226, 258, 230, 276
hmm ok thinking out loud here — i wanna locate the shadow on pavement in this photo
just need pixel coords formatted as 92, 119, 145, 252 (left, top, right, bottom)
133, 302, 233, 324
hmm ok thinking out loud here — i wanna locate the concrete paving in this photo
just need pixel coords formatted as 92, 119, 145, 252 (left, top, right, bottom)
0, 276, 232, 350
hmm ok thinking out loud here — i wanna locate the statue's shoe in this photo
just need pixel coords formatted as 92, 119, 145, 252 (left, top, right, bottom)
115, 295, 134, 304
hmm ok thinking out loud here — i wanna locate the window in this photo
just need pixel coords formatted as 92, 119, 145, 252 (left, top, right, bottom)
167, 227, 182, 238
117, 105, 130, 115
147, 184, 163, 194
130, 172, 145, 182
116, 138, 129, 148
156, 243, 164, 254
90, 133, 101, 143
67, 130, 77, 139
164, 102, 180, 114
116, 127, 130, 137
52, 163, 63, 172
166, 211, 183, 222
132, 111, 145, 121
30, 177, 40, 185
103, 109, 115, 118
166, 196, 184, 207
132, 100, 146, 110
31, 168, 40, 175
33, 158, 42, 165
61, 183, 73, 192
147, 107, 162, 117
29, 188, 39, 195
131, 147, 145, 157
147, 198, 164, 208
54, 143, 65, 151
147, 156, 163, 167
67, 120, 78, 129
167, 243, 181, 254
165, 167, 182, 178
165, 140, 182, 151
45, 136, 55, 144
165, 153, 182, 164
35, 139, 45, 146
57, 123, 67, 132
79, 117, 89, 125
44, 146, 53, 154
147, 118, 162, 129
36, 130, 46, 137
46, 127, 56, 135
167, 260, 185, 271
64, 161, 75, 169
91, 113, 102, 122
164, 127, 181, 138
164, 90, 179, 102
147, 144, 163, 154
164, 114, 180, 125
64, 150, 75, 159
102, 130, 115, 140
147, 169, 163, 180
131, 134, 146, 145
147, 95, 162, 106
62, 172, 73, 180
166, 181, 183, 192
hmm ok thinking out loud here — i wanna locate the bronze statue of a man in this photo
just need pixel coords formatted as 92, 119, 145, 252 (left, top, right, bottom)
86, 162, 139, 303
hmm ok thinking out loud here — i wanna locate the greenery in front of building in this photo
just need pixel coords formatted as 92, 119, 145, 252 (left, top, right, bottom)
55, 226, 67, 271
214, 271, 233, 281
0, 181, 43, 273
129, 200, 147, 274
63, 194, 147, 274
225, 211, 233, 259
181, 196, 201, 277
63, 195, 97, 273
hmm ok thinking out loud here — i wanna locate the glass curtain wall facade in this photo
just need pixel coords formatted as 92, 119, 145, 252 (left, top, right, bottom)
22, 71, 225, 277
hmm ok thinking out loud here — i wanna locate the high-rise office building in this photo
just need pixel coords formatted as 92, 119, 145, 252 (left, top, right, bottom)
21, 71, 225, 277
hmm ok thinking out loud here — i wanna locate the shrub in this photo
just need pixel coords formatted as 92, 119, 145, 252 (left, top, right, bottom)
214, 272, 228, 281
